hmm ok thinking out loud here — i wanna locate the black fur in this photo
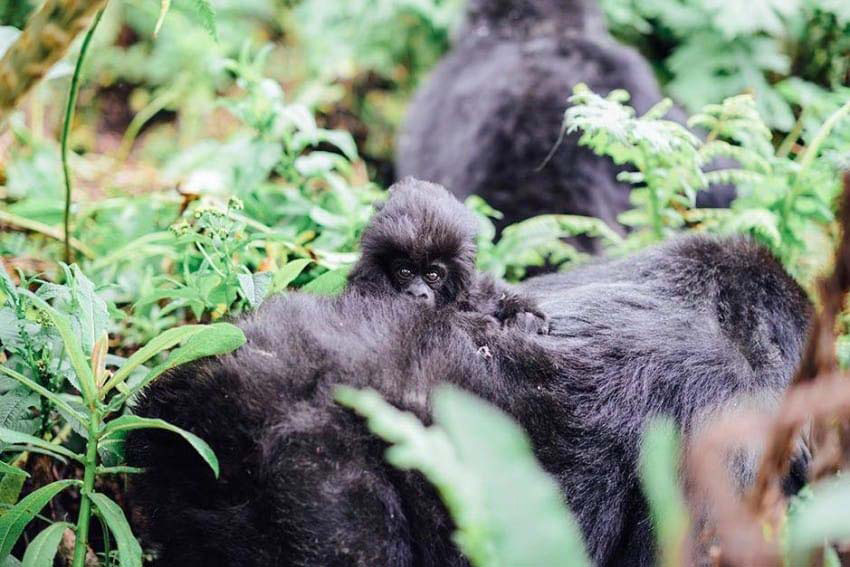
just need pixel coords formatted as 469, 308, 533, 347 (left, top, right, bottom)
126, 235, 810, 567
396, 0, 735, 249
347, 176, 548, 332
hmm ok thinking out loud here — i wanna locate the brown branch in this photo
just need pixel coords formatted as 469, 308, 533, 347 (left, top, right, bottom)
0, 0, 108, 124
749, 172, 850, 517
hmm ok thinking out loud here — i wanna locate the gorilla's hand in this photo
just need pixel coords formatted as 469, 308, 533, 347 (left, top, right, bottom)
504, 310, 550, 335
496, 292, 550, 335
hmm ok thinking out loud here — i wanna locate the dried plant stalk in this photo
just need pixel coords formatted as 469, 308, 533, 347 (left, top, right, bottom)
748, 172, 850, 517
0, 0, 107, 123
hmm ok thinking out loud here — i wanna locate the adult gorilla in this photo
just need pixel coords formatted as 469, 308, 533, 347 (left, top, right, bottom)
127, 236, 809, 567
396, 0, 735, 249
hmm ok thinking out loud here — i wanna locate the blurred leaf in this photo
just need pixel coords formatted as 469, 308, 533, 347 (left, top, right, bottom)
337, 386, 590, 567
273, 259, 311, 291
639, 419, 689, 567
787, 476, 850, 564
301, 268, 349, 296
154, 0, 172, 37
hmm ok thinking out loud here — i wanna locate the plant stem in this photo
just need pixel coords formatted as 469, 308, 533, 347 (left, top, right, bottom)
72, 410, 100, 567
61, 8, 105, 264
648, 185, 663, 240
777, 110, 806, 158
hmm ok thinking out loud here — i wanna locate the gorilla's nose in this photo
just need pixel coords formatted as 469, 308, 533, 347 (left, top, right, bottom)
406, 289, 430, 301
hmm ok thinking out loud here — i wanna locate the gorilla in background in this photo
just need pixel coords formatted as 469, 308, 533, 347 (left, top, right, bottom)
126, 236, 810, 567
396, 0, 735, 249
346, 177, 548, 333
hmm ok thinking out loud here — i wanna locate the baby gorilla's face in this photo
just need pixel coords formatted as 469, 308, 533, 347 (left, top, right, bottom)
390, 257, 449, 306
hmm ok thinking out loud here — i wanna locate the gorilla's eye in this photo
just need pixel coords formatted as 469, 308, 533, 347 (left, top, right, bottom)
395, 265, 414, 281
423, 266, 445, 285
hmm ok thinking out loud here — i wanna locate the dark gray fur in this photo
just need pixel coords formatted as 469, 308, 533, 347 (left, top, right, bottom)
126, 235, 809, 567
396, 0, 735, 249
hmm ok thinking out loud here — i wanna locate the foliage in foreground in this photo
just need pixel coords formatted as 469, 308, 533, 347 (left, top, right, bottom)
0, 0, 849, 565
0, 264, 244, 566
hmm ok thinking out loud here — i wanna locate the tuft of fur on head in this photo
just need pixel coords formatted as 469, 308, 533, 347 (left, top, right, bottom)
463, 0, 603, 34
348, 177, 479, 304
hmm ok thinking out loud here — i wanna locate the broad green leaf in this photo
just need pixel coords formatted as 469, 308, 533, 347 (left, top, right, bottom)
0, 463, 26, 479
121, 323, 245, 401
434, 387, 590, 567
89, 493, 142, 567
639, 419, 689, 567
337, 386, 590, 567
0, 428, 81, 464
2, 555, 21, 566
20, 293, 96, 404
0, 479, 78, 559
100, 416, 219, 478
273, 259, 311, 292
301, 267, 348, 295
103, 323, 234, 395
21, 522, 71, 567
0, 473, 26, 512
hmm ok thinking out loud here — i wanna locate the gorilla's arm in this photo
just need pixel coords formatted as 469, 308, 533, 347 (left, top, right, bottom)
461, 274, 550, 334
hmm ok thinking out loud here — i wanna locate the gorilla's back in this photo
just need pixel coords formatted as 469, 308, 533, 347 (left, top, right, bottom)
396, 21, 665, 239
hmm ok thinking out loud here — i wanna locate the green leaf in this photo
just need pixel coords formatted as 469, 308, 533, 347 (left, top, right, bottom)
273, 259, 311, 292
0, 463, 27, 480
0, 473, 26, 512
103, 323, 238, 395
2, 555, 21, 566
20, 293, 96, 404
237, 272, 272, 309
21, 522, 71, 567
0, 366, 87, 426
301, 267, 349, 296
434, 387, 590, 567
786, 476, 850, 564
89, 493, 142, 567
100, 416, 219, 478
186, 0, 218, 40
337, 386, 590, 567
120, 323, 245, 401
69, 265, 109, 358
0, 428, 82, 464
639, 419, 689, 567
0, 389, 39, 431
0, 479, 78, 559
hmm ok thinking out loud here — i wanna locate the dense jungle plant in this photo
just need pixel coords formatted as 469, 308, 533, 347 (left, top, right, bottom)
0, 264, 244, 566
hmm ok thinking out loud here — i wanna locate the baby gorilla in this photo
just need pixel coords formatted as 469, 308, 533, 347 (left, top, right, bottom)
346, 177, 548, 333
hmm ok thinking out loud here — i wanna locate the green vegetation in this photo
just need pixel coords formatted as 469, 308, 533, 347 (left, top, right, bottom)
0, 0, 848, 564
